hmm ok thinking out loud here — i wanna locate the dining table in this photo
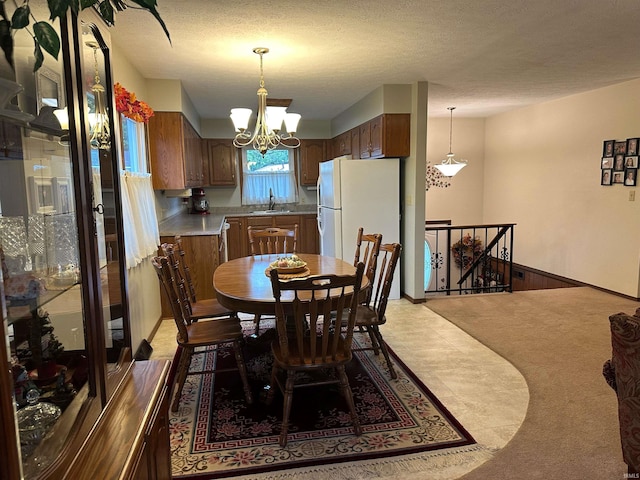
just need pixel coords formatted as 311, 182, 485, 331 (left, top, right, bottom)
213, 253, 368, 316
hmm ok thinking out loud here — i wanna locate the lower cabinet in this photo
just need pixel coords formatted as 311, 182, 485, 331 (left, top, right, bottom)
159, 234, 222, 318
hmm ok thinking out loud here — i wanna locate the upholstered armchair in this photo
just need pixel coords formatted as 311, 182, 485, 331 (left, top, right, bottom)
604, 309, 640, 474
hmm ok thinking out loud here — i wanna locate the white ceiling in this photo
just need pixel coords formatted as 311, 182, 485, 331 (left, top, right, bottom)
109, 0, 640, 120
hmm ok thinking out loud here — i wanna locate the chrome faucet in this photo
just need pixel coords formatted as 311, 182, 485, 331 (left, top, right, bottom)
268, 188, 275, 210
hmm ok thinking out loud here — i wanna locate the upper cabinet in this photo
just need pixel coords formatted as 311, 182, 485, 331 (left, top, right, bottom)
331, 131, 351, 159
205, 139, 237, 186
299, 139, 326, 186
359, 114, 410, 159
148, 112, 204, 189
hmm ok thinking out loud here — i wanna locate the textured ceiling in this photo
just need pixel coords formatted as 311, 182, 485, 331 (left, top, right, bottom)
109, 0, 640, 120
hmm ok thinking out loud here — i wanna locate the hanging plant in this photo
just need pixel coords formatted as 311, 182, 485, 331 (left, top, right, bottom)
114, 83, 154, 122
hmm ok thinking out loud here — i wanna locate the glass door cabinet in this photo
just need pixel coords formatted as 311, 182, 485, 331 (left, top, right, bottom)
0, 7, 170, 480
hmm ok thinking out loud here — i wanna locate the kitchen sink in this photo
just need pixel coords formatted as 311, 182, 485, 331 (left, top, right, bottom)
250, 209, 290, 214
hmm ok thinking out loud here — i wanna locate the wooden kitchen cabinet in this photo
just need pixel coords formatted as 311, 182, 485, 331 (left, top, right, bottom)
148, 112, 205, 189
332, 131, 351, 158
159, 234, 222, 318
224, 217, 247, 261
350, 127, 360, 159
225, 214, 319, 260
206, 139, 237, 186
359, 114, 410, 159
299, 139, 326, 186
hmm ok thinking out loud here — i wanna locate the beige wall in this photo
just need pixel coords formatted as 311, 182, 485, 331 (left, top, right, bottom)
426, 117, 485, 224
110, 45, 163, 351
483, 78, 640, 297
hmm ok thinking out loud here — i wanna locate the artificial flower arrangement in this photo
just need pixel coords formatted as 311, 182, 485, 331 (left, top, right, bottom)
451, 233, 484, 269
114, 83, 154, 123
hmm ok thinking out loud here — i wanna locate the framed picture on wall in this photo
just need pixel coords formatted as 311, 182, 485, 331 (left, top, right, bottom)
601, 169, 613, 185
625, 156, 638, 168
614, 155, 625, 171
601, 157, 613, 169
615, 141, 627, 155
613, 171, 625, 184
603, 140, 615, 157
28, 176, 56, 213
52, 177, 72, 213
624, 168, 637, 186
627, 138, 639, 156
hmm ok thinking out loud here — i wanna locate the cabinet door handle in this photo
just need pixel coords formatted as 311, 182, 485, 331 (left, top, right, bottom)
93, 203, 104, 214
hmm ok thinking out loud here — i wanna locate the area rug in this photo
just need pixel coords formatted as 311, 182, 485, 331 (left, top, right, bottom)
169, 326, 476, 479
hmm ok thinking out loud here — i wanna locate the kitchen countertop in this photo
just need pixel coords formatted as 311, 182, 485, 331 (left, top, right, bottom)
158, 209, 317, 236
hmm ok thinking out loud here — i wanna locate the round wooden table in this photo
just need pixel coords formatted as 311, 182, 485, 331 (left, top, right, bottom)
213, 253, 367, 315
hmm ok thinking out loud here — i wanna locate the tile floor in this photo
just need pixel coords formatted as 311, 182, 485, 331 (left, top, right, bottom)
149, 298, 528, 478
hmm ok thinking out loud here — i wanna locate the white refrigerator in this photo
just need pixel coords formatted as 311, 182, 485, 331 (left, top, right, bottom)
317, 157, 401, 299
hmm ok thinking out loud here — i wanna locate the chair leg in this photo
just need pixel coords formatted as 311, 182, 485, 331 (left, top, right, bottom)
371, 326, 397, 380
337, 365, 362, 436
171, 346, 192, 412
266, 363, 278, 405
232, 340, 253, 404
252, 313, 261, 336
366, 326, 381, 354
279, 372, 295, 447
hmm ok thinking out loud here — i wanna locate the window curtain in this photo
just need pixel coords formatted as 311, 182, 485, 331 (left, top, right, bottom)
120, 171, 160, 269
242, 171, 297, 205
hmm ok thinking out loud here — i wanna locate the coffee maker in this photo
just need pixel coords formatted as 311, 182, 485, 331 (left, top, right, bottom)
190, 188, 210, 214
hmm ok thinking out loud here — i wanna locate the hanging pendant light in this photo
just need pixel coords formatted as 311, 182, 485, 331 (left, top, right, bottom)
434, 106, 467, 177
230, 48, 301, 156
87, 41, 110, 151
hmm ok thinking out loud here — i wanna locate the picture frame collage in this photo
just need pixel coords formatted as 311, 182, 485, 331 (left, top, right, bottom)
602, 138, 638, 186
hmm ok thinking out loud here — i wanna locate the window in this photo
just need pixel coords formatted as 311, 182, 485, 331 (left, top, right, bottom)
241, 148, 298, 205
120, 115, 148, 173
90, 115, 148, 173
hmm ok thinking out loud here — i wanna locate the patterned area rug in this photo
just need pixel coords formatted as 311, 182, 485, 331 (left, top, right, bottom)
169, 324, 475, 479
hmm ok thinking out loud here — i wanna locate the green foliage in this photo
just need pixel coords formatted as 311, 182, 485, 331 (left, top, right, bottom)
246, 149, 289, 172
0, 0, 170, 72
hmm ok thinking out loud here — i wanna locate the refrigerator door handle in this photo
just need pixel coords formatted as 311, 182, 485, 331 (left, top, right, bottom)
316, 174, 324, 236
317, 206, 324, 237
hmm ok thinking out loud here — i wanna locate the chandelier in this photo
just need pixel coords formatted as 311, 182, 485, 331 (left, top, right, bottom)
87, 41, 110, 150
434, 106, 466, 177
230, 48, 301, 155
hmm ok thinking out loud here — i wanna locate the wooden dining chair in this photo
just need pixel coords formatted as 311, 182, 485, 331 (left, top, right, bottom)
247, 225, 298, 336
353, 242, 402, 380
152, 255, 253, 412
353, 228, 382, 306
266, 262, 365, 447
247, 225, 298, 256
161, 238, 237, 321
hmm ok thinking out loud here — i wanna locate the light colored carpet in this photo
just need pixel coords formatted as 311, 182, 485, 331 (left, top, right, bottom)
425, 287, 638, 479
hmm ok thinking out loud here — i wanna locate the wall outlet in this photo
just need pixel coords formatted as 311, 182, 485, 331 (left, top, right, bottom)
630, 191, 636, 202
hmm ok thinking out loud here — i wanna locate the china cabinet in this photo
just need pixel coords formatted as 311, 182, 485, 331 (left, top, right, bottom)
0, 8, 169, 480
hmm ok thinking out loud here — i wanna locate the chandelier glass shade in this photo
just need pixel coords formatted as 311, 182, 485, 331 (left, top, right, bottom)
231, 48, 301, 155
87, 42, 110, 151
434, 106, 466, 177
